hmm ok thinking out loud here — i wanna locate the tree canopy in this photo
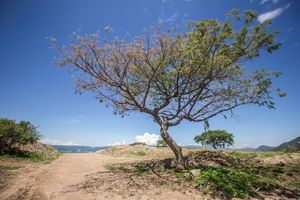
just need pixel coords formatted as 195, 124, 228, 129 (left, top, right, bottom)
194, 130, 234, 149
157, 139, 167, 147
52, 9, 283, 168
0, 118, 41, 154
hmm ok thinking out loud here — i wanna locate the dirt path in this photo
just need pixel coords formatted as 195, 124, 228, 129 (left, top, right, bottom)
0, 153, 200, 200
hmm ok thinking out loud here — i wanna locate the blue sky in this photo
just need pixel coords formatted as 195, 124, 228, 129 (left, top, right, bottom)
0, 0, 299, 147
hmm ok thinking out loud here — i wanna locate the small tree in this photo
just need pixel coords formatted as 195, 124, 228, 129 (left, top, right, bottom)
52, 9, 283, 169
157, 139, 167, 147
0, 118, 41, 154
194, 130, 234, 149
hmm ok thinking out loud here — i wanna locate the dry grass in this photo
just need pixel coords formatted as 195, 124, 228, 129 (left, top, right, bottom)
101, 145, 300, 199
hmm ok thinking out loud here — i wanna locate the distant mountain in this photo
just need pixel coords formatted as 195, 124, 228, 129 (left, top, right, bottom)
51, 145, 110, 153
183, 145, 256, 151
184, 145, 202, 149
237, 147, 256, 151
255, 145, 274, 151
273, 136, 300, 152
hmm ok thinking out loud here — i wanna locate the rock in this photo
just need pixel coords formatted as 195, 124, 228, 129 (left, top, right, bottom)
190, 169, 201, 177
275, 162, 286, 167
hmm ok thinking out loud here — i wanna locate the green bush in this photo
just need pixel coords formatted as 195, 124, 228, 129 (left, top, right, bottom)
194, 166, 281, 198
0, 118, 41, 154
156, 139, 167, 147
196, 167, 257, 198
130, 142, 146, 146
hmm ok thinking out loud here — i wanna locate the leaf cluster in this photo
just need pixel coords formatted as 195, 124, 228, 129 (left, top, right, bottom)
0, 118, 41, 154
53, 9, 284, 127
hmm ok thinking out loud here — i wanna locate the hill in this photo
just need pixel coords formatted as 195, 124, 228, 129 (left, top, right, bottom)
273, 136, 300, 152
255, 145, 274, 151
51, 145, 110, 153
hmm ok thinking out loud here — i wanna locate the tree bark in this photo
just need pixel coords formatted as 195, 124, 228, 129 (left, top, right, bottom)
160, 121, 185, 170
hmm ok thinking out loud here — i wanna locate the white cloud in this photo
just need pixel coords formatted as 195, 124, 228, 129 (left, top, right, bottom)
260, 0, 279, 4
41, 138, 80, 146
257, 5, 289, 23
158, 13, 178, 24
107, 140, 127, 146
135, 132, 160, 146
260, 0, 270, 4
104, 26, 113, 32
165, 13, 178, 23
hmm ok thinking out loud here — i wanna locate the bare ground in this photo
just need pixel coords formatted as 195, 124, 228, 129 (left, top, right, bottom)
0, 153, 203, 200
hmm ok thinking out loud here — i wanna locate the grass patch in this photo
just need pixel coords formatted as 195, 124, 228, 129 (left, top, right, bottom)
227, 151, 256, 159
256, 165, 285, 175
130, 151, 146, 156
289, 181, 300, 189
0, 151, 62, 162
195, 167, 258, 198
105, 163, 128, 172
286, 166, 300, 174
24, 152, 62, 161
0, 165, 20, 171
195, 166, 282, 198
134, 164, 149, 176
105, 163, 149, 176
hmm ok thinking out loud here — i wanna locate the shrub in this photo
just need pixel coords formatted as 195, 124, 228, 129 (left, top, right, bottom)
156, 139, 167, 147
196, 167, 257, 198
0, 118, 41, 154
130, 142, 146, 146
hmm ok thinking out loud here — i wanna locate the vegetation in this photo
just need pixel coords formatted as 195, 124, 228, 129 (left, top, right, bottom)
130, 142, 146, 146
0, 118, 61, 162
156, 139, 167, 147
118, 150, 300, 199
0, 118, 41, 154
105, 163, 128, 172
130, 151, 146, 156
194, 130, 234, 149
289, 181, 300, 189
273, 136, 300, 152
22, 151, 62, 162
0, 149, 62, 162
0, 165, 19, 171
53, 9, 284, 168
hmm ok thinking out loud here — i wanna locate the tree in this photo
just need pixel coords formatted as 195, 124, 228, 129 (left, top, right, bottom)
157, 139, 167, 147
0, 118, 41, 154
52, 9, 283, 169
194, 130, 234, 149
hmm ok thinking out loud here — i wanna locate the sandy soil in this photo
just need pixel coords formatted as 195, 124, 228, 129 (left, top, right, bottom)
0, 153, 202, 200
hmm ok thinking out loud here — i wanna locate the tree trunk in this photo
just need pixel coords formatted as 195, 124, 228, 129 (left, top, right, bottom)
160, 121, 185, 170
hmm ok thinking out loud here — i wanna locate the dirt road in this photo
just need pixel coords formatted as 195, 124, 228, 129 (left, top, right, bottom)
0, 153, 200, 200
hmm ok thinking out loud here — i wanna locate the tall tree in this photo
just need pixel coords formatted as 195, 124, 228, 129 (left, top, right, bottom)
52, 10, 283, 169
